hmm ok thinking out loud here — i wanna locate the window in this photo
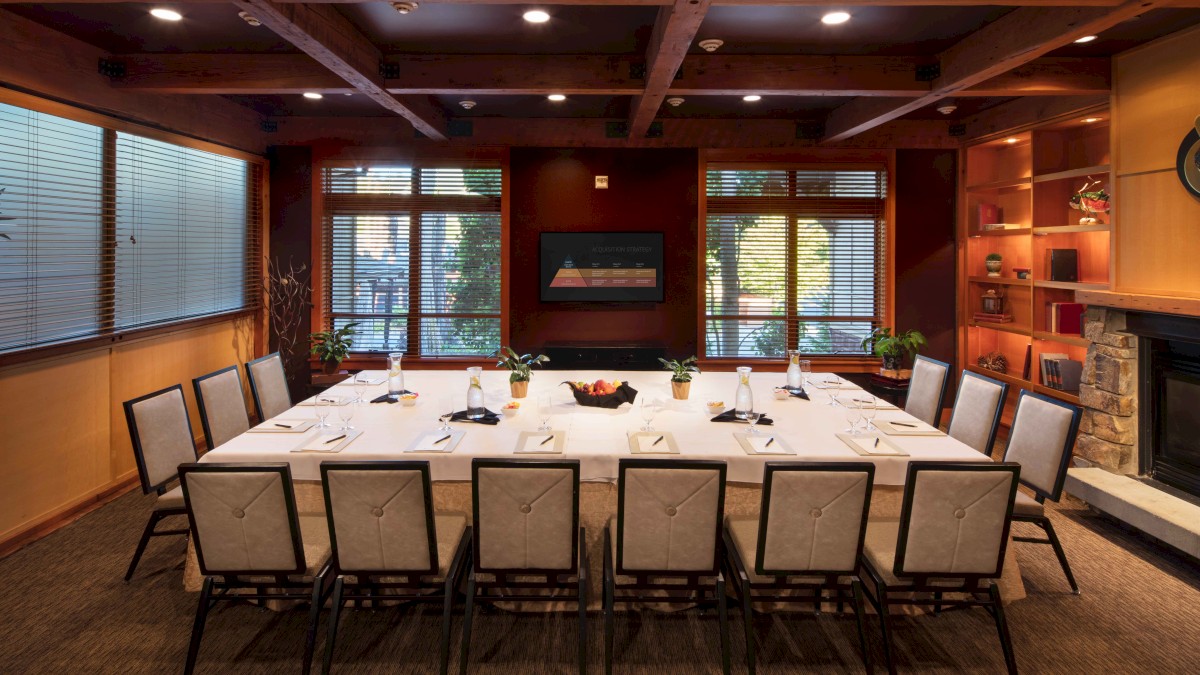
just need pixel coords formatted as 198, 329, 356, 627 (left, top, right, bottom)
0, 100, 261, 355
322, 163, 503, 356
704, 164, 887, 358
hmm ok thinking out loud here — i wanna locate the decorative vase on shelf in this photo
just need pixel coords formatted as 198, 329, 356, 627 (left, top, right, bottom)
387, 352, 404, 400
985, 256, 1002, 277
734, 366, 753, 419
466, 366, 485, 419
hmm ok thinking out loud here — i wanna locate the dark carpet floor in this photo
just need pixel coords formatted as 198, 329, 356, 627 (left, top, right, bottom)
2, 485, 1199, 674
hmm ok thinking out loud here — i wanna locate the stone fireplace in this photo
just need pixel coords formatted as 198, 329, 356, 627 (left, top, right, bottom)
1076, 307, 1139, 473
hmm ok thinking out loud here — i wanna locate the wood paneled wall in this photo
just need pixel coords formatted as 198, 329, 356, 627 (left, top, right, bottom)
1112, 25, 1200, 297
0, 317, 256, 544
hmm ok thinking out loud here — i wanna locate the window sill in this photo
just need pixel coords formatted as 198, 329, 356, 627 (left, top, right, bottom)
697, 356, 881, 373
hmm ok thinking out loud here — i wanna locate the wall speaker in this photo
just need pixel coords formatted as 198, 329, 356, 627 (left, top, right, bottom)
1049, 249, 1079, 282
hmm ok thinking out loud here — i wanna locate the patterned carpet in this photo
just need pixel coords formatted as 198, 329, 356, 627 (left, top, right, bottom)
1, 486, 1198, 674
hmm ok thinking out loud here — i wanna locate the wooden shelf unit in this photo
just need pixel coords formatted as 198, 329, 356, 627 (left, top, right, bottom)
958, 115, 1109, 419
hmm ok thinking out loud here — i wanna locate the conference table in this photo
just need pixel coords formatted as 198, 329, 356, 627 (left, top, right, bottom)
184, 369, 1026, 605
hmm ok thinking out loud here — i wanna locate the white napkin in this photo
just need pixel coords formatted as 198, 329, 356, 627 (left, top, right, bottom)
745, 434, 789, 454
411, 432, 456, 452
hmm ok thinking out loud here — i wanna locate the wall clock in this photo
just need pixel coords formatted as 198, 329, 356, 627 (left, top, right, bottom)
1179, 115, 1200, 199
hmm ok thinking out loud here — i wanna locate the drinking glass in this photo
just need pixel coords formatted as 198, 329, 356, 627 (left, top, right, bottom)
640, 397, 658, 432
438, 394, 454, 432
537, 395, 553, 432
314, 396, 332, 429
843, 399, 862, 435
745, 410, 763, 435
823, 372, 839, 406
799, 360, 812, 390
859, 397, 877, 432
336, 400, 355, 431
352, 374, 368, 404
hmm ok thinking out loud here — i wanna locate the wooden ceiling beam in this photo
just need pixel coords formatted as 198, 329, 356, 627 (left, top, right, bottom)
628, 0, 711, 140
229, 0, 447, 139
961, 93, 1109, 140
821, 0, 1167, 144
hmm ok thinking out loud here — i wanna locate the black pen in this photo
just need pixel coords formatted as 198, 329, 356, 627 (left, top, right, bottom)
433, 434, 452, 445
874, 438, 880, 448
324, 434, 346, 445
893, 422, 917, 428
274, 423, 292, 428
539, 434, 555, 446
652, 435, 665, 446
765, 437, 775, 447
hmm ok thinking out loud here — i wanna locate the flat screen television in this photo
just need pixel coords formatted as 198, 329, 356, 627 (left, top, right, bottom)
540, 232, 664, 302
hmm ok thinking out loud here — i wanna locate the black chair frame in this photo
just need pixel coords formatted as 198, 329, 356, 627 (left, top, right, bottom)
319, 461, 473, 675
1005, 390, 1083, 594
461, 459, 587, 675
723, 462, 875, 675
604, 458, 731, 675
858, 461, 1021, 675
245, 351, 289, 421
912, 354, 952, 428
121, 383, 195, 582
192, 363, 247, 451
946, 369, 1010, 457
179, 463, 335, 675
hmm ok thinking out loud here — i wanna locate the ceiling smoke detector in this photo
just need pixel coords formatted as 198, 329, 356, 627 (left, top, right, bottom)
237, 11, 261, 27
666, 97, 685, 107
391, 2, 419, 15
697, 39, 724, 52
936, 102, 958, 116
459, 100, 477, 110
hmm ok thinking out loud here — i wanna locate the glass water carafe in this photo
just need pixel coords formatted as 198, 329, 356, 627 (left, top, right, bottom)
786, 350, 803, 390
387, 352, 405, 401
466, 366, 485, 419
735, 366, 754, 419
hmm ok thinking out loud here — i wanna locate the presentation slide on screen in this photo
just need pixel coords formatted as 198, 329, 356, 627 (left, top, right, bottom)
540, 232, 663, 301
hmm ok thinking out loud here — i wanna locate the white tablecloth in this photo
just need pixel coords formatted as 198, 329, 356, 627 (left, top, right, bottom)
201, 369, 985, 485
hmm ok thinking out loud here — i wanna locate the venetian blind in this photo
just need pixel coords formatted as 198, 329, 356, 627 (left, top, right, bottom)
704, 164, 887, 358
0, 101, 262, 355
322, 163, 502, 356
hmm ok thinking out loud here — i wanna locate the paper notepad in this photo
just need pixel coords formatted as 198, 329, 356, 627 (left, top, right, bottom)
734, 432, 795, 455
837, 433, 908, 457
248, 418, 315, 433
336, 371, 386, 386
291, 429, 361, 453
405, 430, 464, 453
809, 377, 856, 390
514, 431, 565, 454
628, 432, 680, 454
835, 395, 898, 411
297, 395, 354, 406
877, 420, 946, 436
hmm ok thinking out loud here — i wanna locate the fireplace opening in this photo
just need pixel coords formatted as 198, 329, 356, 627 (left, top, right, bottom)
1130, 312, 1200, 499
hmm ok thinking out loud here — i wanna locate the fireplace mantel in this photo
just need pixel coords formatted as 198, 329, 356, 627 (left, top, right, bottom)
1076, 290, 1200, 319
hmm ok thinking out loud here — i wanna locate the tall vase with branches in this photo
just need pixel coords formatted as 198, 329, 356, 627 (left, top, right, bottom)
263, 257, 312, 397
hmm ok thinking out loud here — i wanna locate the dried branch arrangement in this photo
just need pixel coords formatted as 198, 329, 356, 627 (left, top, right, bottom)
263, 257, 312, 388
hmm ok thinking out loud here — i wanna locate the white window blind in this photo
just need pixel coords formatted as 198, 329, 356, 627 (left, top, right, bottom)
323, 163, 502, 356
0, 101, 261, 355
705, 165, 886, 358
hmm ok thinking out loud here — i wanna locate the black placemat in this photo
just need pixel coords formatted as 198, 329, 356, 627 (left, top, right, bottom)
370, 390, 417, 404
449, 408, 501, 425
778, 385, 811, 401
710, 410, 774, 425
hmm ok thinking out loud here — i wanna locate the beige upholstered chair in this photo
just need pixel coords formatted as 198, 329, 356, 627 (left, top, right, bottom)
1002, 390, 1083, 593
861, 461, 1021, 674
246, 352, 291, 420
192, 365, 251, 450
320, 461, 471, 675
605, 459, 730, 675
723, 462, 875, 674
179, 463, 333, 675
463, 459, 585, 674
947, 370, 1009, 456
905, 355, 951, 427
121, 384, 197, 581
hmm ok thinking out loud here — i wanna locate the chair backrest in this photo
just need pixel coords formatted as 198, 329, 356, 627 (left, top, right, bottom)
905, 355, 951, 427
894, 462, 1020, 580
179, 463, 306, 576
756, 462, 874, 576
192, 365, 251, 451
321, 461, 438, 575
946, 370, 1009, 456
246, 352, 291, 420
123, 384, 198, 495
472, 459, 580, 573
616, 459, 727, 574
1002, 390, 1081, 502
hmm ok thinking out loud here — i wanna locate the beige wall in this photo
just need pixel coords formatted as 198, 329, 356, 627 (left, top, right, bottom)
0, 317, 257, 543
1113, 25, 1200, 297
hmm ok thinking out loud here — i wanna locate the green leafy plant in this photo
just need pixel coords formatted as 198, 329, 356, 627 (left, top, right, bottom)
493, 346, 549, 383
658, 356, 701, 383
309, 322, 358, 365
985, 253, 1002, 262
860, 328, 927, 370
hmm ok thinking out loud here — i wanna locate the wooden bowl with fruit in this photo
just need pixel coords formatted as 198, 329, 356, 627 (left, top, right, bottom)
562, 378, 639, 409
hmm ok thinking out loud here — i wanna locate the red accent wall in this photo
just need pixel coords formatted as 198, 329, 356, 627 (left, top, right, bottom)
509, 148, 700, 355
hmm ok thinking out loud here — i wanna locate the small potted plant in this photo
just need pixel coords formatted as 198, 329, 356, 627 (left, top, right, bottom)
860, 328, 927, 374
658, 355, 700, 400
985, 253, 1002, 277
494, 346, 549, 398
309, 322, 358, 375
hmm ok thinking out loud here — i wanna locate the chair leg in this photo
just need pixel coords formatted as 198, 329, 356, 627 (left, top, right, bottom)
933, 590, 942, 615
876, 588, 897, 675
440, 577, 455, 675
1040, 517, 1079, 594
850, 579, 873, 674
603, 534, 614, 675
125, 511, 162, 582
717, 575, 731, 675
323, 578, 345, 675
459, 575, 477, 675
740, 579, 756, 675
578, 574, 589, 675
184, 577, 213, 675
302, 576, 325, 675
988, 583, 1018, 674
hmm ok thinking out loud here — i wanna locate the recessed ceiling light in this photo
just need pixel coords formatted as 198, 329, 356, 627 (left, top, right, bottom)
1082, 117, 1102, 123
391, 1, 418, 14
666, 97, 685, 107
1074, 35, 1097, 43
459, 100, 477, 110
821, 11, 851, 25
149, 8, 182, 21
524, 10, 550, 24
237, 11, 261, 27
743, 95, 762, 102
547, 94, 566, 102
697, 39, 724, 52
1004, 137, 1019, 144
303, 92, 323, 100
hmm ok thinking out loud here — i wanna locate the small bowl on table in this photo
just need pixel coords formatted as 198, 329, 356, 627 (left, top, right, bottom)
772, 388, 790, 400
399, 394, 418, 407
705, 402, 726, 415
501, 403, 521, 417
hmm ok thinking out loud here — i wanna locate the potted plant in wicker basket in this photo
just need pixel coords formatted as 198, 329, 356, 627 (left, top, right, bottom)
658, 355, 700, 400
494, 346, 549, 398
861, 328, 927, 375
309, 322, 358, 375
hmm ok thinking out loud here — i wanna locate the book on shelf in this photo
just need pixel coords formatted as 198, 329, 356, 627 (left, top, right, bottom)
973, 312, 1014, 323
978, 202, 998, 227
981, 223, 1024, 231
1039, 352, 1069, 387
1046, 302, 1085, 336
1038, 353, 1082, 392
1022, 345, 1033, 380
